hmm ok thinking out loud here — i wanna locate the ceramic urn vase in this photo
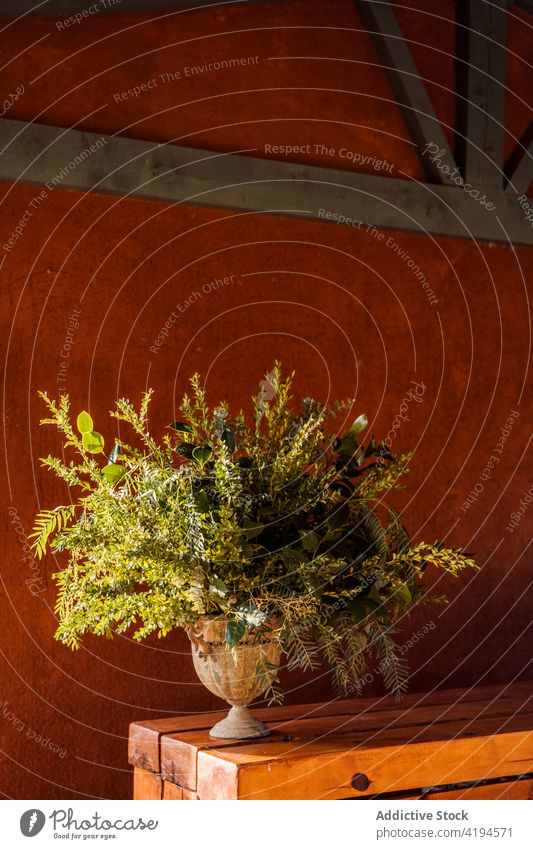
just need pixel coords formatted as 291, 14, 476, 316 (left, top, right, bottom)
186, 616, 281, 740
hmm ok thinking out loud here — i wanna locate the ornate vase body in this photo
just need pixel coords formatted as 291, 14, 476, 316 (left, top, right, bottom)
186, 616, 281, 739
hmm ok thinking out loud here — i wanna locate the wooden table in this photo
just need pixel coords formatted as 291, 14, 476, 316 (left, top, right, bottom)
129, 682, 533, 800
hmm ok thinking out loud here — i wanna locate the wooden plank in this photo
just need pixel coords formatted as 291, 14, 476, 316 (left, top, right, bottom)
161, 689, 533, 791
162, 780, 183, 800
133, 766, 162, 800
1, 118, 532, 245
197, 753, 239, 800
505, 122, 533, 195
356, 0, 457, 185
182, 787, 198, 800
197, 714, 533, 799
129, 693, 416, 771
0, 0, 270, 16
132, 681, 532, 773
131, 698, 400, 774
424, 778, 533, 800
455, 0, 508, 188
129, 713, 228, 772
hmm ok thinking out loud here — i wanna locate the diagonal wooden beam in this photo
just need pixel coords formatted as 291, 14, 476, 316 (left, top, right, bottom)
0, 118, 531, 245
356, 0, 458, 186
455, 0, 508, 189
513, 0, 533, 14
505, 122, 533, 195
0, 0, 270, 15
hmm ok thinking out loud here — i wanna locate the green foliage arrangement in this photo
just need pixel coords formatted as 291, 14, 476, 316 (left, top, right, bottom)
32, 365, 477, 701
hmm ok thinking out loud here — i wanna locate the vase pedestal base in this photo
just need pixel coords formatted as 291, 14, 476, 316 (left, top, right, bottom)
209, 705, 271, 740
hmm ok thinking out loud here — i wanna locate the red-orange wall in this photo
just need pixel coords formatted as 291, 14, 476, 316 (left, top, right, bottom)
1, 0, 532, 799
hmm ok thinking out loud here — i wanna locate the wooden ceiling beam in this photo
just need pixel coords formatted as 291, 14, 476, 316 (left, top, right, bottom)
0, 117, 531, 245
356, 0, 458, 186
455, 0, 508, 189
0, 0, 269, 16
505, 122, 533, 195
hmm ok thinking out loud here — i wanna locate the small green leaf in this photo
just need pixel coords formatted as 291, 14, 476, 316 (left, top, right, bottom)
300, 530, 319, 554
76, 411, 93, 434
351, 413, 368, 434
169, 421, 193, 432
82, 431, 105, 454
225, 618, 246, 649
192, 446, 213, 466
101, 463, 126, 485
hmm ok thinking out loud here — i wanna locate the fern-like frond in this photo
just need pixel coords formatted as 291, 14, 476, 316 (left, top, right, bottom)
366, 618, 409, 699
284, 623, 321, 672
386, 507, 410, 555
29, 505, 77, 559
355, 504, 390, 563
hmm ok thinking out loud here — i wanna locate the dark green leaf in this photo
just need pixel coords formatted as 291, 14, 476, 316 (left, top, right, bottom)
225, 618, 246, 649
192, 446, 213, 466
337, 432, 357, 460
169, 421, 193, 433
242, 520, 264, 540
221, 427, 236, 452
365, 434, 377, 457
281, 548, 308, 567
